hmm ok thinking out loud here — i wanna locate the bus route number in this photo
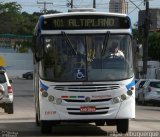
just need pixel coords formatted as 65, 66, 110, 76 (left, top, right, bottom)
53, 19, 64, 27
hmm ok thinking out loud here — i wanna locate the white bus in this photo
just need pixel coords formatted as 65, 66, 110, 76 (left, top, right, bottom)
32, 9, 135, 134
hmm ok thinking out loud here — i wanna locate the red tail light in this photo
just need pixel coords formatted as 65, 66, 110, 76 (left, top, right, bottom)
8, 86, 13, 94
148, 87, 151, 92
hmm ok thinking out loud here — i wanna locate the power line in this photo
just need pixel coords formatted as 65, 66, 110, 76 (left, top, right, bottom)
128, 1, 143, 15
2, 0, 160, 18
129, 0, 142, 10
37, 0, 53, 13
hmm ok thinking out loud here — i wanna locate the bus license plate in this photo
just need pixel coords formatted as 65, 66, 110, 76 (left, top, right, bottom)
80, 106, 96, 112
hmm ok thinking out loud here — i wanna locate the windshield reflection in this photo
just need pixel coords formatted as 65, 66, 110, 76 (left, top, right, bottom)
39, 34, 133, 81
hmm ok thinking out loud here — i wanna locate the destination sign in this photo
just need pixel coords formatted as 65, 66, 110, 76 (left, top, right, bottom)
41, 15, 130, 30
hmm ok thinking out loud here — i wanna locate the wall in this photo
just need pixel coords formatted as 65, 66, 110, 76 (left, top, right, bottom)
138, 60, 160, 79
138, 8, 160, 31
0, 52, 33, 78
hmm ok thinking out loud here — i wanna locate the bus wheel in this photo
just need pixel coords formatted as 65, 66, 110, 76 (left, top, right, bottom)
116, 119, 129, 133
41, 121, 52, 134
36, 113, 40, 126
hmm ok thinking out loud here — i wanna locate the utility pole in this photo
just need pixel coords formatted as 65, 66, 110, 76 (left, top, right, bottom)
67, 0, 73, 8
37, 0, 53, 14
71, 0, 73, 8
93, 0, 96, 8
143, 0, 150, 78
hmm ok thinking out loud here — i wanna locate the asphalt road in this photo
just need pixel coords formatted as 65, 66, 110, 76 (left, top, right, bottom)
0, 79, 160, 137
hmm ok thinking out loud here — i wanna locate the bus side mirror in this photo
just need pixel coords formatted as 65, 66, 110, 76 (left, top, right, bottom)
31, 36, 36, 53
32, 36, 43, 62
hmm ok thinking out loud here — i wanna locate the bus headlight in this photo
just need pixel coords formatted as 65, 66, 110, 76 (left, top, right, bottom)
42, 91, 48, 97
56, 98, 62, 105
121, 94, 127, 100
113, 97, 121, 104
48, 95, 55, 102
127, 90, 133, 96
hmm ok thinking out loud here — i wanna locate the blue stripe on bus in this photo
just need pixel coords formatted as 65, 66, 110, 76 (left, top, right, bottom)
40, 81, 49, 91
39, 16, 44, 32
126, 79, 135, 90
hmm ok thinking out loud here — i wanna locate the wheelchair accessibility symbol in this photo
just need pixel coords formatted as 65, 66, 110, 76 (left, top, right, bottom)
75, 69, 86, 79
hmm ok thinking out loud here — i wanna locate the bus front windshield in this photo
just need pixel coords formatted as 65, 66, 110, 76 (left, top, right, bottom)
39, 34, 133, 81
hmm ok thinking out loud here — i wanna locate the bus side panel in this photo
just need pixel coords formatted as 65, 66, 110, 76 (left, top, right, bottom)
39, 94, 61, 120
116, 94, 135, 119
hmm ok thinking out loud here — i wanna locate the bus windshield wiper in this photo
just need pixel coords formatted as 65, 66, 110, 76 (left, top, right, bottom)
61, 31, 77, 55
101, 31, 110, 56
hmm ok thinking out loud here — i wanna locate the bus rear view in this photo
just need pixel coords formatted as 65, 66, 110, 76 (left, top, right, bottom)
32, 10, 135, 134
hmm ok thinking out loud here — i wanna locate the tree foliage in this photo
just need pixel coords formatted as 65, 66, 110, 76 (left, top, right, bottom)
0, 2, 60, 35
0, 2, 21, 13
0, 2, 22, 34
0, 1, 61, 52
0, 2, 60, 52
148, 32, 160, 61
133, 28, 160, 61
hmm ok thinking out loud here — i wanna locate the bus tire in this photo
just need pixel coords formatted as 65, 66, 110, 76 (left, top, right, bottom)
36, 112, 40, 126
116, 119, 129, 133
41, 121, 52, 134
35, 92, 40, 126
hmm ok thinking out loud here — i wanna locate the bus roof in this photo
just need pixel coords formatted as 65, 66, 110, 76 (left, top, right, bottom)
40, 12, 128, 19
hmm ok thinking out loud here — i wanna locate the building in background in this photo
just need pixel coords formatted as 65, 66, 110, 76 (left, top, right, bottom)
138, 61, 160, 79
109, 0, 128, 14
138, 8, 160, 31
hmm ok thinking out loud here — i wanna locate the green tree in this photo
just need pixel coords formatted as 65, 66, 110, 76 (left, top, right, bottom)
0, 2, 21, 13
0, 2, 61, 35
148, 32, 160, 60
134, 25, 160, 61
0, 2, 60, 52
45, 10, 61, 14
17, 12, 35, 35
0, 2, 22, 34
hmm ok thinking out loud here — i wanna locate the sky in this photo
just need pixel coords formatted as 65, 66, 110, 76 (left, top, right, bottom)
1, 0, 160, 26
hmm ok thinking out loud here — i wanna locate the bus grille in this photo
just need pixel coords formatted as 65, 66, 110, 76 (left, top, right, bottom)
63, 98, 112, 102
68, 111, 108, 115
67, 107, 109, 115
54, 84, 120, 92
